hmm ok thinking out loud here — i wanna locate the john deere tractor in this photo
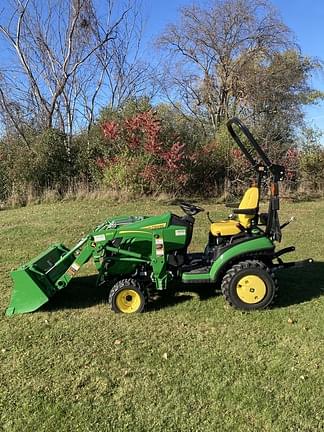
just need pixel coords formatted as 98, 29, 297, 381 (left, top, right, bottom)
6, 118, 312, 316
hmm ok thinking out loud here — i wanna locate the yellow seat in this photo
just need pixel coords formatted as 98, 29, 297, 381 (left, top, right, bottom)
210, 220, 241, 236
210, 187, 259, 237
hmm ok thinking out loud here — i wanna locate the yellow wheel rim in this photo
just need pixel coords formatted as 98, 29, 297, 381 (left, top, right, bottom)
115, 289, 142, 314
236, 275, 267, 304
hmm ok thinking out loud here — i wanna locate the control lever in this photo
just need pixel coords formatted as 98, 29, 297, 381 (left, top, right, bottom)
280, 216, 295, 230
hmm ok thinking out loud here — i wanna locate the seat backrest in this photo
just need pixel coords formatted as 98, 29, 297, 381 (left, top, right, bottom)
238, 186, 259, 228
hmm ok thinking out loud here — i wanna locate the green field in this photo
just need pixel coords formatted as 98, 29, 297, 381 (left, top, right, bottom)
0, 198, 323, 432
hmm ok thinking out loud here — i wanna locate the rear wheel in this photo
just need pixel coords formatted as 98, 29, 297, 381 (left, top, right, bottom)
221, 260, 278, 310
109, 278, 147, 314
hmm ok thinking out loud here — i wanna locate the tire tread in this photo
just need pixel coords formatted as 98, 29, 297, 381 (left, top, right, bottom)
221, 259, 278, 310
109, 278, 147, 313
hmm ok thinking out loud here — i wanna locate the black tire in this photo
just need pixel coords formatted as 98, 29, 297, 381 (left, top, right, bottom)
109, 278, 147, 314
221, 260, 278, 310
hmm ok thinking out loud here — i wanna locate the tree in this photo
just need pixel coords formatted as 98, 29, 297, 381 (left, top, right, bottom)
157, 0, 323, 136
233, 50, 323, 156
0, 0, 152, 147
80, 1, 158, 133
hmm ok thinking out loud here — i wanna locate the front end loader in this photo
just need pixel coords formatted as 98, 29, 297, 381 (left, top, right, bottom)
6, 118, 313, 316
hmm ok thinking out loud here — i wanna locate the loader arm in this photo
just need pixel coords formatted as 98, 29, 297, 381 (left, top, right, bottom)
6, 219, 170, 315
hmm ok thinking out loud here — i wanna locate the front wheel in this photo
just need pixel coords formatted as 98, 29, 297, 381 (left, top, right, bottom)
109, 278, 147, 314
221, 260, 278, 310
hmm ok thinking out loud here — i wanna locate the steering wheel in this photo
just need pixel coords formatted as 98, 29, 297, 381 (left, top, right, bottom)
177, 200, 205, 216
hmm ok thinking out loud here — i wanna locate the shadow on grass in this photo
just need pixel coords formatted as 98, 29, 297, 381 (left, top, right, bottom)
41, 262, 324, 313
41, 275, 211, 313
43, 275, 106, 312
275, 262, 324, 307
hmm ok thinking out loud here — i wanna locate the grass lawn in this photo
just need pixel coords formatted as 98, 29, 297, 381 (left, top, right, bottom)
0, 197, 323, 432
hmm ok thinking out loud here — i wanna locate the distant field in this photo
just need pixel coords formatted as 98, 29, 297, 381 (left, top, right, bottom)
0, 198, 323, 432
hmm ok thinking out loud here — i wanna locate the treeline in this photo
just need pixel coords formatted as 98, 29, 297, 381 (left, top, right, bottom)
0, 0, 323, 206
1, 98, 323, 205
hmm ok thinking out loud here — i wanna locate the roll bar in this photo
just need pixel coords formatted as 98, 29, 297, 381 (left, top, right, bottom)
227, 117, 272, 168
227, 117, 271, 167
227, 117, 285, 182
226, 117, 285, 242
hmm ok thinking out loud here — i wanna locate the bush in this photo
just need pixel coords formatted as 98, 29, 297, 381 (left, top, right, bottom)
299, 144, 324, 191
103, 154, 149, 193
32, 129, 72, 189
0, 129, 78, 202
99, 108, 190, 194
0, 160, 9, 202
1, 97, 324, 206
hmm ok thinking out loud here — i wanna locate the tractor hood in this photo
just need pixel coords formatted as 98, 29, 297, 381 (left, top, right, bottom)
104, 215, 147, 229
98, 212, 174, 232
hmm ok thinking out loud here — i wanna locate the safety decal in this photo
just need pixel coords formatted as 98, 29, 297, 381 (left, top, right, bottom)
67, 262, 80, 277
93, 234, 106, 242
175, 229, 186, 236
155, 238, 164, 257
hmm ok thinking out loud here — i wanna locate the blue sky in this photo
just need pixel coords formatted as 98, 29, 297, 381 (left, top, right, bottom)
1, 0, 323, 136
143, 0, 324, 134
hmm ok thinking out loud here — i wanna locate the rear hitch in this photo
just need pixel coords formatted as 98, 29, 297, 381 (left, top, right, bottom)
272, 258, 314, 272
272, 245, 313, 271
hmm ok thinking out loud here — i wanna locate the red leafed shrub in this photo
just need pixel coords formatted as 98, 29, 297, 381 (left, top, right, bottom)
123, 111, 162, 155
96, 157, 107, 170
185, 140, 228, 195
282, 147, 300, 182
140, 164, 160, 183
102, 121, 119, 140
162, 141, 186, 170
100, 110, 188, 193
229, 147, 251, 176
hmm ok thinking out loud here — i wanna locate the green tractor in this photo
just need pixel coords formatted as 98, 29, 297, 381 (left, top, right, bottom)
6, 118, 312, 316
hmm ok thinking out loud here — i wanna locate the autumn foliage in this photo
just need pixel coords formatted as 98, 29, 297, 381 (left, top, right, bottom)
99, 110, 188, 193
1, 101, 323, 204
94, 106, 324, 197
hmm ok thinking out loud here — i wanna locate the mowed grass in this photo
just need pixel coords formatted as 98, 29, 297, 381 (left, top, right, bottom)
0, 198, 323, 432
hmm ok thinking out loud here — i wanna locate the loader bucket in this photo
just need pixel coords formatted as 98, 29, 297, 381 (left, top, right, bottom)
6, 244, 75, 316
